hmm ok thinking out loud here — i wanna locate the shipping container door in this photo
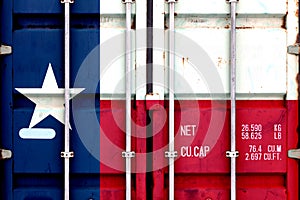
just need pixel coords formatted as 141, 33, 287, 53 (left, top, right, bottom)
154, 0, 299, 199
99, 0, 148, 199
99, 0, 299, 200
1, 0, 100, 199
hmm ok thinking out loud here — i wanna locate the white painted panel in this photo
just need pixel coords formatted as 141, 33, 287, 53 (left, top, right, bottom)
153, 0, 166, 99
99, 0, 298, 100
100, 29, 136, 97
100, 28, 125, 96
172, 29, 230, 95
135, 0, 147, 100
286, 0, 299, 100
100, 0, 136, 14
236, 29, 286, 94
173, 27, 287, 95
170, 0, 286, 15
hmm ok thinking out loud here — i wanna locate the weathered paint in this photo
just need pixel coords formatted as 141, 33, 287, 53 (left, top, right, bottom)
99, 0, 299, 199
0, 0, 298, 199
1, 0, 99, 199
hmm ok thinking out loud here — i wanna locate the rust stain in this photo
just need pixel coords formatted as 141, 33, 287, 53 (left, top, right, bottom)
281, 15, 287, 29
217, 57, 222, 67
236, 26, 255, 29
131, 14, 136, 30
189, 18, 206, 24
165, 22, 169, 30
217, 57, 228, 68
182, 57, 189, 67
224, 24, 230, 29
297, 34, 300, 43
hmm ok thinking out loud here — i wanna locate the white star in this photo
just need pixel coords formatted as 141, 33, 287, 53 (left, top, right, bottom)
15, 63, 85, 129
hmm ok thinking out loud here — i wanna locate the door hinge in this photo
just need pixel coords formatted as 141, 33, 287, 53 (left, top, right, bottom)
288, 149, 300, 159
226, 150, 239, 158
165, 151, 178, 158
122, 151, 135, 158
61, 0, 74, 3
61, 151, 74, 158
0, 45, 12, 55
287, 44, 300, 55
0, 149, 12, 160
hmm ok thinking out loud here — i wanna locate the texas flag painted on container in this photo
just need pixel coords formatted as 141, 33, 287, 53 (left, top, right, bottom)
1, 0, 300, 200
1, 0, 100, 199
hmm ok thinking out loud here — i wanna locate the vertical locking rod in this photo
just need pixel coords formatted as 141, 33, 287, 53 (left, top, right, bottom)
62, 0, 72, 200
227, 1, 239, 200
167, 1, 177, 200
122, 1, 135, 200
125, 2, 132, 198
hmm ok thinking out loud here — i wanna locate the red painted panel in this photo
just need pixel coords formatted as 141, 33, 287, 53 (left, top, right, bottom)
236, 108, 287, 173
100, 100, 298, 199
100, 100, 148, 199
100, 100, 126, 174
286, 100, 298, 200
174, 100, 289, 173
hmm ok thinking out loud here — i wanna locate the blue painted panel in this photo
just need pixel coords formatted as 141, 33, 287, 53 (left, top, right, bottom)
71, 188, 100, 200
13, 30, 64, 89
13, 109, 64, 173
14, 188, 100, 200
0, 0, 14, 199
70, 28, 99, 173
13, 28, 64, 172
14, 0, 99, 14
13, 28, 99, 173
14, 1, 62, 14
14, 188, 62, 200
1, 0, 100, 198
71, 110, 100, 173
70, 29, 100, 95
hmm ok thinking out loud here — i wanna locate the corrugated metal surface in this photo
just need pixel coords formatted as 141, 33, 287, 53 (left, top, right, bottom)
100, 0, 299, 199
1, 0, 299, 199
1, 0, 99, 199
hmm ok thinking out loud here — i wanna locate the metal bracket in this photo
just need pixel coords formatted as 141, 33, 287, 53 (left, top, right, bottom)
165, 151, 178, 158
122, 0, 135, 4
226, 0, 239, 3
287, 44, 300, 55
0, 45, 12, 55
166, 0, 178, 3
226, 151, 239, 158
61, 0, 74, 3
0, 149, 12, 160
122, 151, 135, 158
61, 151, 74, 158
288, 149, 300, 159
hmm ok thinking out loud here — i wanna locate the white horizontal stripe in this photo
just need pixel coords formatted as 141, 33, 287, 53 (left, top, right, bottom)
19, 128, 56, 140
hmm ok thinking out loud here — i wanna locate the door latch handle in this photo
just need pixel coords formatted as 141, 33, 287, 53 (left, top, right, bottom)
0, 149, 12, 160
288, 149, 300, 159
